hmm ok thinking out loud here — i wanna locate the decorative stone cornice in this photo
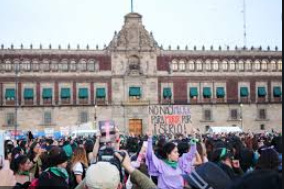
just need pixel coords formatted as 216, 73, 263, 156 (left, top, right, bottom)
108, 12, 159, 51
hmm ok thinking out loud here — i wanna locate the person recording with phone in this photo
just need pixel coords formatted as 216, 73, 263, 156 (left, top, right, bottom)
27, 142, 45, 178
212, 147, 244, 180
75, 150, 156, 189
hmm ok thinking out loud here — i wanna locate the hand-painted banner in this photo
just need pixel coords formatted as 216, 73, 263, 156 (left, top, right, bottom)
149, 105, 192, 135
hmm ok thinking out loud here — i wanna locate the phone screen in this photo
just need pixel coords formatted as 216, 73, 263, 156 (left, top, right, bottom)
0, 130, 5, 169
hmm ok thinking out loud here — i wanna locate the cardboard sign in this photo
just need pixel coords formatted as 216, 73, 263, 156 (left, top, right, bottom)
149, 105, 192, 135
99, 120, 116, 143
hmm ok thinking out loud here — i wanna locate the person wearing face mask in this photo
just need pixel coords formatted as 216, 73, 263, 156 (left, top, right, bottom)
11, 155, 33, 189
146, 129, 197, 189
38, 146, 70, 189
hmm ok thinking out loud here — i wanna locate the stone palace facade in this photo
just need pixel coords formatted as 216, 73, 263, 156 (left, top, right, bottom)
0, 13, 282, 135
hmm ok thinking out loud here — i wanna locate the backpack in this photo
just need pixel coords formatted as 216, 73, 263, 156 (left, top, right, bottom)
15, 182, 32, 189
27, 179, 39, 189
70, 162, 86, 189
27, 172, 52, 189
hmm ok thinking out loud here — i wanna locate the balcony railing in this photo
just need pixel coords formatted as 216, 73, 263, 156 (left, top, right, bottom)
24, 99, 34, 106
190, 97, 198, 104
273, 97, 282, 103
96, 98, 107, 106
5, 100, 16, 106
162, 98, 173, 105
258, 97, 267, 103
61, 98, 71, 105
79, 98, 89, 105
240, 97, 250, 104
122, 100, 150, 106
43, 99, 53, 106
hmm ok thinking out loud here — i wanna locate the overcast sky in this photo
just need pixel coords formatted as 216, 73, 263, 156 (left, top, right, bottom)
0, 0, 282, 50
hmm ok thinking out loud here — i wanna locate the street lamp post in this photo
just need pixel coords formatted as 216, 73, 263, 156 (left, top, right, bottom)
14, 64, 19, 140
94, 102, 98, 130
240, 104, 244, 130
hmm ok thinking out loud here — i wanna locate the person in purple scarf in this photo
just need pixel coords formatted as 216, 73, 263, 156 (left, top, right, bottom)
146, 129, 197, 189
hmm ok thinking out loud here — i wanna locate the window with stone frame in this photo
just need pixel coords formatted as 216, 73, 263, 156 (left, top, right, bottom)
6, 113, 15, 127
229, 60, 236, 71
261, 60, 268, 71
245, 60, 252, 71
204, 109, 212, 121
222, 60, 228, 71
196, 60, 203, 71
70, 60, 77, 71
4, 60, 12, 71
172, 60, 178, 72
32, 61, 40, 71
21, 60, 31, 72
179, 60, 186, 72
278, 60, 282, 71
205, 60, 212, 71
95, 63, 100, 72
0, 61, 4, 71
51, 62, 59, 72
129, 56, 140, 72
213, 60, 219, 71
79, 111, 89, 124
61, 61, 69, 72
239, 61, 245, 71
40, 63, 50, 72
162, 87, 172, 101
129, 87, 142, 102
78, 60, 87, 72
205, 126, 210, 132
189, 61, 195, 71
230, 109, 239, 120
87, 61, 96, 72
12, 62, 20, 72
271, 61, 277, 71
260, 124, 266, 130
42, 60, 50, 72
255, 60, 261, 71
259, 109, 267, 120
43, 111, 52, 126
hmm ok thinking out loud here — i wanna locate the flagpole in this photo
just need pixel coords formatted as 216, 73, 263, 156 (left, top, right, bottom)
243, 0, 247, 48
131, 0, 134, 13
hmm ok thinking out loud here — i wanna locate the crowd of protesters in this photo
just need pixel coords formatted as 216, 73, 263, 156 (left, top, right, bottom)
0, 128, 282, 189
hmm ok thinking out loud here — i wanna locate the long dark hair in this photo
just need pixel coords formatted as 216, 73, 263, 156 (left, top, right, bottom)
5, 140, 15, 159
239, 149, 255, 172
178, 142, 189, 157
19, 141, 28, 153
256, 148, 280, 171
28, 142, 39, 161
160, 142, 177, 160
11, 155, 29, 174
84, 140, 94, 154
11, 147, 23, 164
156, 138, 166, 159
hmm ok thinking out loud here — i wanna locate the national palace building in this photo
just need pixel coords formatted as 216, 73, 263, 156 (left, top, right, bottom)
0, 13, 282, 135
